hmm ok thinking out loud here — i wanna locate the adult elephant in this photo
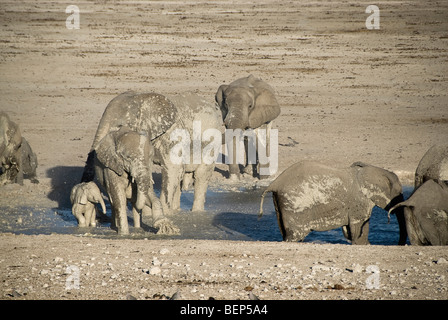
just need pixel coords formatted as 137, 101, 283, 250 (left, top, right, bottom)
156, 92, 223, 213
82, 91, 222, 215
94, 126, 178, 235
259, 161, 407, 245
0, 112, 38, 186
215, 75, 280, 179
414, 144, 448, 190
389, 180, 448, 245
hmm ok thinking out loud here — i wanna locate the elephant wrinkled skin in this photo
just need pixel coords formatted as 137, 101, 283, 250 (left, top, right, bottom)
259, 161, 406, 245
414, 144, 448, 190
94, 127, 179, 235
389, 180, 448, 246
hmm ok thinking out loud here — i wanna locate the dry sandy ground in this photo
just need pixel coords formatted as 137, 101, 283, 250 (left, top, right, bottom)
1, 0, 447, 301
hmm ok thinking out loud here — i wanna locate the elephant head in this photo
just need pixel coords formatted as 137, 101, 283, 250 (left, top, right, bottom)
216, 75, 280, 178
351, 162, 407, 244
215, 75, 280, 130
70, 181, 106, 227
95, 127, 154, 211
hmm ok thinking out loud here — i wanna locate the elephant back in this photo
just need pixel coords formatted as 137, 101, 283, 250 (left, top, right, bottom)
91, 92, 177, 150
167, 92, 223, 133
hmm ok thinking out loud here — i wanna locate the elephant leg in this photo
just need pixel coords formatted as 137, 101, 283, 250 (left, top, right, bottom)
349, 220, 370, 245
106, 173, 129, 235
86, 204, 97, 227
274, 193, 308, 242
132, 206, 141, 229
191, 164, 213, 212
404, 208, 425, 245
160, 164, 183, 215
72, 204, 87, 227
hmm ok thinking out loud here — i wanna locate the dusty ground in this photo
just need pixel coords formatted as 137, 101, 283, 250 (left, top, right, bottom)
0, 0, 447, 301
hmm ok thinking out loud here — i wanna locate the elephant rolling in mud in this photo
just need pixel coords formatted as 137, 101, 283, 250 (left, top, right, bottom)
216, 75, 280, 179
259, 161, 407, 245
414, 144, 448, 190
389, 180, 448, 246
94, 127, 179, 235
70, 181, 106, 227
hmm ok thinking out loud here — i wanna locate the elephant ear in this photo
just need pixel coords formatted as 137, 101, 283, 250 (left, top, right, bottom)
248, 80, 281, 128
95, 132, 125, 176
215, 84, 229, 120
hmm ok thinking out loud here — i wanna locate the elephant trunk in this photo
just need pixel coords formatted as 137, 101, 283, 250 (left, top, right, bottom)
98, 196, 107, 214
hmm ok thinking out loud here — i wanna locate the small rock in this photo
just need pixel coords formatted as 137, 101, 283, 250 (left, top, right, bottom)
159, 248, 170, 255
436, 258, 447, 264
149, 266, 161, 275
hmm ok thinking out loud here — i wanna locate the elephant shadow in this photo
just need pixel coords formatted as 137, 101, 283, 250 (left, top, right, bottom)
46, 166, 84, 210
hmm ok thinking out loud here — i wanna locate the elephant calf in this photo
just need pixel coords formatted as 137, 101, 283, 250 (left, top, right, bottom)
259, 161, 406, 245
70, 181, 106, 227
389, 180, 448, 246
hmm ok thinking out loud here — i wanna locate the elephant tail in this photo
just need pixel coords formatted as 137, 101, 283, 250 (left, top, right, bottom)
258, 188, 271, 219
81, 150, 96, 183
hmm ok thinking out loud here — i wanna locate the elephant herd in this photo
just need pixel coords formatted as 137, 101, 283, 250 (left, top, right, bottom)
1, 75, 447, 246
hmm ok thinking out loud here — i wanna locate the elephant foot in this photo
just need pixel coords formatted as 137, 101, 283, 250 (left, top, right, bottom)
154, 218, 180, 235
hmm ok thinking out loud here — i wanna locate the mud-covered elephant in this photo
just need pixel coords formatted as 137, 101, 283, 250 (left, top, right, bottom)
155, 92, 223, 213
215, 75, 280, 179
414, 144, 448, 190
94, 126, 179, 235
259, 161, 406, 245
82, 91, 222, 215
389, 180, 448, 245
70, 181, 106, 227
0, 112, 38, 185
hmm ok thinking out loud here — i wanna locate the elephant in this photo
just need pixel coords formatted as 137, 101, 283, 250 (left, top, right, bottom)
70, 181, 106, 227
81, 91, 177, 183
215, 75, 281, 179
82, 91, 222, 215
389, 180, 448, 245
155, 92, 223, 213
0, 112, 38, 185
414, 144, 448, 190
259, 161, 407, 245
94, 126, 179, 235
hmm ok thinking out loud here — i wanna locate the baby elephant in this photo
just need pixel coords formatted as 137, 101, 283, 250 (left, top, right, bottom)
259, 161, 406, 245
70, 181, 106, 227
389, 180, 448, 246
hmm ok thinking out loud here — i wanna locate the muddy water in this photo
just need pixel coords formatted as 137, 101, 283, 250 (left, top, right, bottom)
0, 185, 413, 245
